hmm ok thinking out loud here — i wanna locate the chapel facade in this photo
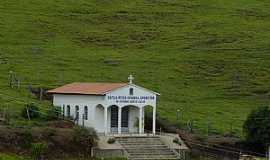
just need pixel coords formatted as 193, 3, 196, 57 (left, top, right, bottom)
47, 75, 159, 135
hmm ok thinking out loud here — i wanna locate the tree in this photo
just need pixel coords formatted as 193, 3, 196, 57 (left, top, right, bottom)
243, 106, 270, 148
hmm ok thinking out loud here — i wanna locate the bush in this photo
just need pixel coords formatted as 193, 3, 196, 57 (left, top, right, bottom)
73, 126, 98, 157
46, 106, 61, 120
243, 106, 270, 148
30, 142, 47, 160
21, 103, 40, 119
173, 137, 182, 145
107, 137, 116, 144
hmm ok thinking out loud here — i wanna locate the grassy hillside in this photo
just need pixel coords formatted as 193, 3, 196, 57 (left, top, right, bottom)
1, 0, 270, 135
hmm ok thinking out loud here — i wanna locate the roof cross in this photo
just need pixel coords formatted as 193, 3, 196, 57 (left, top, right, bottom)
128, 75, 134, 84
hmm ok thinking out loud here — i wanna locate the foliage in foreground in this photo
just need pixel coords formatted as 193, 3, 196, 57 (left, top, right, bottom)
243, 106, 270, 148
46, 106, 62, 120
21, 103, 40, 119
0, 154, 27, 160
30, 142, 48, 160
73, 126, 99, 156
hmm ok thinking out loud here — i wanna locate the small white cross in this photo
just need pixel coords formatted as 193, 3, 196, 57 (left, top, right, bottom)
128, 75, 134, 84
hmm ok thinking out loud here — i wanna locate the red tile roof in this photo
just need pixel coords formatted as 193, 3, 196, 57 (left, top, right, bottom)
47, 82, 128, 95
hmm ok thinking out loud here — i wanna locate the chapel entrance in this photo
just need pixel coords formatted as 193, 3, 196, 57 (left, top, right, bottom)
110, 106, 129, 133
121, 107, 129, 133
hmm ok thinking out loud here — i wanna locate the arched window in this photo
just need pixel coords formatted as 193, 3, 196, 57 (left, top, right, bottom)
75, 105, 79, 120
84, 106, 88, 120
66, 105, 70, 117
129, 88, 134, 95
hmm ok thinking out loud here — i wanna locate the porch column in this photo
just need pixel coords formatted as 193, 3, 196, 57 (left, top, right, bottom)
118, 107, 122, 134
104, 107, 108, 135
139, 107, 143, 134
142, 108, 145, 133
152, 106, 156, 135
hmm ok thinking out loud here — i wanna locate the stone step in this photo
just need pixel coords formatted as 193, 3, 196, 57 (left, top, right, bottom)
119, 140, 163, 143
118, 137, 160, 140
120, 143, 165, 146
129, 155, 178, 159
116, 137, 180, 160
129, 152, 176, 156
120, 141, 162, 143
127, 150, 175, 154
123, 146, 169, 150
122, 144, 167, 147
118, 140, 162, 143
131, 158, 179, 160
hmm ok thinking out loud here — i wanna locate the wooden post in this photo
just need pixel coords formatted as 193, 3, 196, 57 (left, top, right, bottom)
39, 88, 43, 101
26, 106, 31, 121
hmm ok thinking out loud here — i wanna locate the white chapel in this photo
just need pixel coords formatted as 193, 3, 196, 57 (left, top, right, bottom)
47, 75, 160, 135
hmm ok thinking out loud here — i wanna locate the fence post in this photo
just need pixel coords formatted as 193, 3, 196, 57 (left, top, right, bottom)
39, 88, 43, 101
26, 106, 31, 121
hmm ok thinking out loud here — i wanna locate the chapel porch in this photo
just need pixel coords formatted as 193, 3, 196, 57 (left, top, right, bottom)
95, 104, 156, 135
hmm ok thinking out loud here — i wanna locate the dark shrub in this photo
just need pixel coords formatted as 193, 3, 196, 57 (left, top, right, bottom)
173, 137, 181, 145
46, 106, 61, 120
73, 126, 98, 156
107, 137, 116, 144
21, 103, 40, 119
243, 106, 270, 150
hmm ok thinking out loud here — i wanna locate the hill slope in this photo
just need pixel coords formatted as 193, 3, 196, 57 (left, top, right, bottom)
1, 0, 270, 135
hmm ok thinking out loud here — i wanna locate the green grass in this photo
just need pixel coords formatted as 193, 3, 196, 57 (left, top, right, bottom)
1, 0, 270, 136
0, 154, 26, 160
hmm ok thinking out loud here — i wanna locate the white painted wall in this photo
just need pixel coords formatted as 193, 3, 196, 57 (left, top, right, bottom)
52, 84, 157, 134
53, 94, 105, 132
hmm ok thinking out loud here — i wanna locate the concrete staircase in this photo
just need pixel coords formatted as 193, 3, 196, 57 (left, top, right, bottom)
117, 136, 180, 160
